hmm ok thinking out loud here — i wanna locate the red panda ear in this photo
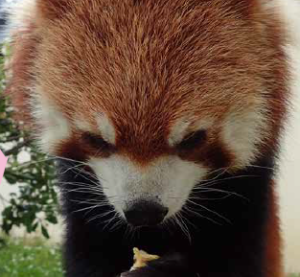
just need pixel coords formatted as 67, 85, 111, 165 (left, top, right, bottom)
37, 0, 71, 21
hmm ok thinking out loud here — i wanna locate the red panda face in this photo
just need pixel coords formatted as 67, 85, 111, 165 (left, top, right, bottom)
6, 0, 289, 224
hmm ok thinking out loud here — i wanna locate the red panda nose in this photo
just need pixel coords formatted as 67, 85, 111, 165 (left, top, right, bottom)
124, 201, 168, 227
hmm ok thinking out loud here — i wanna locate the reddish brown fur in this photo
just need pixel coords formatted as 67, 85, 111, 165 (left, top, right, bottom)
5, 22, 38, 129
37, 0, 70, 21
5, 1, 290, 276
264, 181, 284, 277
6, 0, 289, 167
176, 132, 234, 168
56, 131, 116, 162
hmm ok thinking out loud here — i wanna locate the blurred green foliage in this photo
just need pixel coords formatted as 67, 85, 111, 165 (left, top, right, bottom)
0, 238, 64, 277
0, 45, 58, 238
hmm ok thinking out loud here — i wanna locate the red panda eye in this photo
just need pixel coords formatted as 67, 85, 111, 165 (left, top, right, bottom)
177, 130, 207, 151
81, 132, 114, 151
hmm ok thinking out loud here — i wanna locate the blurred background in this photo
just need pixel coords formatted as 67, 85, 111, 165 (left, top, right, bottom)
0, 1, 299, 276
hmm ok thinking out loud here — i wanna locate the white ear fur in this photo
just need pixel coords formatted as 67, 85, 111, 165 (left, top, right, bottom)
31, 87, 71, 154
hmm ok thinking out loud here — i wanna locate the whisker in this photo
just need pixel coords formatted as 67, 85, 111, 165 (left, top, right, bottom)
187, 199, 231, 224
246, 164, 274, 171
70, 198, 119, 206
189, 195, 232, 201
6, 156, 57, 169
109, 217, 125, 232
199, 174, 259, 188
53, 156, 90, 166
61, 163, 86, 175
201, 168, 229, 182
59, 185, 108, 197
59, 183, 108, 194
87, 209, 116, 224
102, 212, 120, 231
72, 203, 108, 214
182, 205, 221, 226
174, 213, 191, 243
194, 187, 249, 201
63, 166, 100, 184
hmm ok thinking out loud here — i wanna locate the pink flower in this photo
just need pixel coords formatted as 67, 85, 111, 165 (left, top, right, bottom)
0, 149, 7, 185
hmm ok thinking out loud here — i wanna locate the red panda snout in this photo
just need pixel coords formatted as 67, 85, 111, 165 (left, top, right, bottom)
88, 155, 209, 221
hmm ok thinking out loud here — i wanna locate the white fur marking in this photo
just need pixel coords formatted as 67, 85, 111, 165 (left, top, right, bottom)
32, 89, 71, 154
73, 119, 92, 133
168, 118, 213, 147
96, 114, 116, 144
221, 100, 269, 168
89, 155, 208, 219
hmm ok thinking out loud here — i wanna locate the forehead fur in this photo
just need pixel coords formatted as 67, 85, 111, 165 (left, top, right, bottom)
6, 0, 289, 163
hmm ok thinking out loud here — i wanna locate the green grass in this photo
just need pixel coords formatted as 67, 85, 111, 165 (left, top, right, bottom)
0, 239, 64, 277
0, 238, 299, 277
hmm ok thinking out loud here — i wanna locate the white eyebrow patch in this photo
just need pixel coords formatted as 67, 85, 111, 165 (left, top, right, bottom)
74, 119, 93, 132
168, 118, 213, 147
95, 113, 116, 145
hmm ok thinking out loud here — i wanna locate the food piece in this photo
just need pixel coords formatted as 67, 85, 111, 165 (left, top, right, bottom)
131, 248, 160, 270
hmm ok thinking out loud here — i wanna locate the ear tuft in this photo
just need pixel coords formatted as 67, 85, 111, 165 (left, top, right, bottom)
37, 0, 70, 21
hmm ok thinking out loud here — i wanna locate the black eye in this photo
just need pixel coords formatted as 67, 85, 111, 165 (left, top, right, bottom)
82, 132, 114, 151
177, 130, 207, 150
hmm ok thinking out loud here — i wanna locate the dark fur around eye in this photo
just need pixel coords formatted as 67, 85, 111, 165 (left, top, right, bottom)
177, 130, 207, 150
81, 132, 114, 151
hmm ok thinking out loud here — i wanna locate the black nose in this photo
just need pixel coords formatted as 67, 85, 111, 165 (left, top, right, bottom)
124, 201, 168, 227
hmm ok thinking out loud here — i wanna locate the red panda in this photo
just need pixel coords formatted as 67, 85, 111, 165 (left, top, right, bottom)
2, 0, 300, 277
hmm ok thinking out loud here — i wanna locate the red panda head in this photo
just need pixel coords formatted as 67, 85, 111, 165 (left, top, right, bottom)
6, 0, 290, 224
